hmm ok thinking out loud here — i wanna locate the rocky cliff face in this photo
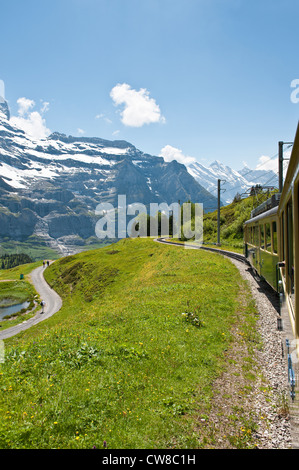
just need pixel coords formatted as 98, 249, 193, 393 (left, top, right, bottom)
0, 99, 218, 255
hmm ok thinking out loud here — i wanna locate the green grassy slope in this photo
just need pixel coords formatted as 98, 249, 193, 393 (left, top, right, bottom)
0, 281, 35, 308
0, 238, 261, 449
203, 191, 277, 251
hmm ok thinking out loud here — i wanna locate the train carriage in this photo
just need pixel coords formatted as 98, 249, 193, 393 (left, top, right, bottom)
244, 122, 299, 351
277, 124, 299, 342
244, 195, 280, 291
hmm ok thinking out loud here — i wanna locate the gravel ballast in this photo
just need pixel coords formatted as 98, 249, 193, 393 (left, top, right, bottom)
226, 257, 293, 449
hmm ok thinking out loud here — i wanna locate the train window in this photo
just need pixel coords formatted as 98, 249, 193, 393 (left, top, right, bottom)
254, 226, 259, 246
272, 221, 277, 254
265, 223, 271, 252
260, 225, 265, 249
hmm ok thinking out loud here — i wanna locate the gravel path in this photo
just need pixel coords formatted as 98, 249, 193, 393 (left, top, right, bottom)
0, 264, 62, 340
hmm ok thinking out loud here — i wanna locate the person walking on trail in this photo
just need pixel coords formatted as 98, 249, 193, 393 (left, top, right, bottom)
43, 261, 45, 268
47, 260, 50, 267
40, 300, 45, 313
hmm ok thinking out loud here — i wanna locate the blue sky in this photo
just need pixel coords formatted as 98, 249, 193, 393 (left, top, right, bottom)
1, 0, 298, 171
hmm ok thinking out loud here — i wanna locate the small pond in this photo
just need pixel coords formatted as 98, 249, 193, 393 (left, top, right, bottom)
0, 301, 30, 320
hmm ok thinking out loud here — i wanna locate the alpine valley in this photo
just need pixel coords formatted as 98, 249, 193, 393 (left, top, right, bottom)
0, 98, 277, 257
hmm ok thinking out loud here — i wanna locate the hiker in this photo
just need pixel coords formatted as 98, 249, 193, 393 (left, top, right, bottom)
40, 300, 45, 313
47, 260, 50, 267
43, 261, 45, 268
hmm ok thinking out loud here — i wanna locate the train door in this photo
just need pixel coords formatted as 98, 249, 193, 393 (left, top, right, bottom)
287, 201, 295, 311
253, 224, 260, 273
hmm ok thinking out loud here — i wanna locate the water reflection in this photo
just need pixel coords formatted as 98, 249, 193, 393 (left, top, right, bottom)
0, 301, 30, 320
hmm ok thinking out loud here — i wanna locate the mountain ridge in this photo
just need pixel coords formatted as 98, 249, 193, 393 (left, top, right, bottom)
187, 158, 278, 204
0, 99, 218, 255
0, 97, 278, 255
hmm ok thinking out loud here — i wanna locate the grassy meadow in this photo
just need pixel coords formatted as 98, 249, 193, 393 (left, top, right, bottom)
203, 191, 277, 251
0, 261, 42, 329
0, 238, 262, 449
0, 280, 35, 307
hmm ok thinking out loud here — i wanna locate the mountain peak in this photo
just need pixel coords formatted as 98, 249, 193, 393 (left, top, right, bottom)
0, 97, 10, 120
209, 159, 225, 168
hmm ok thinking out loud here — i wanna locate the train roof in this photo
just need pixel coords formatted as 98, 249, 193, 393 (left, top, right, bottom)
244, 205, 278, 225
250, 193, 280, 218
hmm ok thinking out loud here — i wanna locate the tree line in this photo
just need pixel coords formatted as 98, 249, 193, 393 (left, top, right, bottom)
0, 253, 33, 270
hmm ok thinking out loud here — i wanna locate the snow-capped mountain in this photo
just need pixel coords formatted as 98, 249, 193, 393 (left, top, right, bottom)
0, 99, 218, 254
0, 96, 10, 120
238, 164, 278, 186
187, 159, 278, 204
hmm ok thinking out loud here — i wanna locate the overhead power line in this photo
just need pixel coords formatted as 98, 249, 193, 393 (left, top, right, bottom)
206, 143, 293, 200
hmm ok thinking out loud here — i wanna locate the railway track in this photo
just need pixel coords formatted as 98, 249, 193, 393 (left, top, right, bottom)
156, 238, 248, 264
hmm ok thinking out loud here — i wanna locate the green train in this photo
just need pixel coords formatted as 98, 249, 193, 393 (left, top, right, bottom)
244, 123, 299, 398
244, 194, 280, 291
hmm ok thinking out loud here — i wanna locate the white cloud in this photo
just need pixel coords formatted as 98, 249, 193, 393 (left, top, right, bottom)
95, 113, 112, 124
256, 150, 292, 178
160, 145, 196, 166
16, 97, 35, 116
10, 96, 50, 140
110, 83, 165, 127
256, 155, 278, 173
40, 100, 50, 114
77, 128, 85, 135
0, 80, 5, 100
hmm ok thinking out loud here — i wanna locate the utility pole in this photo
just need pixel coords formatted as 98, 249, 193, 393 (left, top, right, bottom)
217, 179, 226, 246
278, 141, 293, 192
278, 141, 283, 193
217, 179, 221, 245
